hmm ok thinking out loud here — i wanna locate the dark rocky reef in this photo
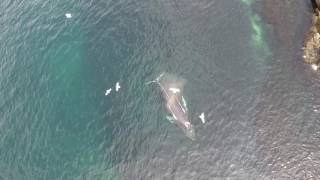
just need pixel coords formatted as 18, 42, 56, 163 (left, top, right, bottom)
311, 0, 320, 12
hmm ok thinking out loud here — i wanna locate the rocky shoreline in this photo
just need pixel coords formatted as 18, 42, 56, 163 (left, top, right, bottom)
303, 0, 320, 70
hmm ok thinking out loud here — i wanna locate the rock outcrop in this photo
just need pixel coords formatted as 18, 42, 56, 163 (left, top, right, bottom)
303, 0, 320, 69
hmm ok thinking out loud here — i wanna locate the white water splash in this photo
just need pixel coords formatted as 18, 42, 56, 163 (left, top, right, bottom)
169, 87, 180, 94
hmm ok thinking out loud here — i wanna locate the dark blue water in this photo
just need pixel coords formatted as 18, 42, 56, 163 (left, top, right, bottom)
1, 0, 320, 179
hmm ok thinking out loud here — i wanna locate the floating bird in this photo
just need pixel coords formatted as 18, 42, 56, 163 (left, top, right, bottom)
105, 88, 112, 96
115, 82, 121, 92
65, 13, 72, 18
199, 112, 205, 124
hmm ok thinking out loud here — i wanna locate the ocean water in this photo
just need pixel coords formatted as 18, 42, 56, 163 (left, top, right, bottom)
1, 0, 320, 179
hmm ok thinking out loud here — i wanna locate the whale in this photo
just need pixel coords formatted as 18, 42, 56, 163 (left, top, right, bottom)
147, 72, 196, 140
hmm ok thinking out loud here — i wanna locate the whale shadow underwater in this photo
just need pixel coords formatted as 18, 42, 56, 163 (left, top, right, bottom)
147, 72, 196, 140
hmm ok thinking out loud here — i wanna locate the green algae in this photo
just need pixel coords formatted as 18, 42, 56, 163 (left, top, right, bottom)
249, 14, 271, 58
240, 0, 271, 60
240, 0, 255, 6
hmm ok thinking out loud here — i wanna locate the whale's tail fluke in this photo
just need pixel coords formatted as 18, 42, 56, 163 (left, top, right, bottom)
145, 72, 165, 85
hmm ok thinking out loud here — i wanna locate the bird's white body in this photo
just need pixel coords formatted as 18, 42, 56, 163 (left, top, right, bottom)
115, 82, 121, 92
65, 13, 72, 18
105, 88, 112, 96
199, 112, 205, 124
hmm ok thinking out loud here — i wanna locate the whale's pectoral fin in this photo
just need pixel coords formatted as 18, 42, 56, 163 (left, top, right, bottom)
182, 96, 188, 110
165, 115, 175, 123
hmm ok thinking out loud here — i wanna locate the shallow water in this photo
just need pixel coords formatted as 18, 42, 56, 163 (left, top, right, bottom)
1, 0, 320, 179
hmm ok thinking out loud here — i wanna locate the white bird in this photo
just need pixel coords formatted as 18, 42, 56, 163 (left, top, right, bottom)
115, 82, 121, 92
199, 112, 205, 124
169, 87, 180, 94
65, 13, 72, 19
105, 88, 112, 96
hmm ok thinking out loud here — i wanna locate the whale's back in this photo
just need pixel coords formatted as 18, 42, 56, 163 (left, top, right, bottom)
157, 73, 195, 140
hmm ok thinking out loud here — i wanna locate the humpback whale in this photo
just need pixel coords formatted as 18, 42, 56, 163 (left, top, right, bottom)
147, 72, 196, 140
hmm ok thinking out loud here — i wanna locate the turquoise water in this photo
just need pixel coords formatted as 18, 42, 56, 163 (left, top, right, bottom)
1, 0, 320, 179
